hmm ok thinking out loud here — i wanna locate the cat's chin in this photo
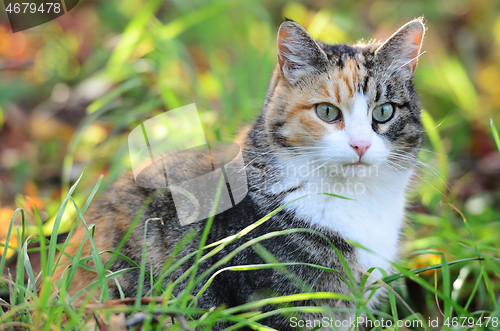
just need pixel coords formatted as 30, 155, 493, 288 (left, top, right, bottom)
339, 162, 375, 177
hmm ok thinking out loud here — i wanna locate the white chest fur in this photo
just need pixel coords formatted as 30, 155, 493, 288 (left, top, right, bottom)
281, 169, 412, 280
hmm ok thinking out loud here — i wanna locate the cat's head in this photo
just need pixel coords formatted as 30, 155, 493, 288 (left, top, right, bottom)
263, 19, 425, 177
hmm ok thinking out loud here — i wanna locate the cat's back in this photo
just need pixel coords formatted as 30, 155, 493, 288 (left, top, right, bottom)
52, 151, 260, 301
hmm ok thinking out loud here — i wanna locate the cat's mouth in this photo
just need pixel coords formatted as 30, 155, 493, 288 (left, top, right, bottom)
344, 160, 370, 166
338, 161, 375, 178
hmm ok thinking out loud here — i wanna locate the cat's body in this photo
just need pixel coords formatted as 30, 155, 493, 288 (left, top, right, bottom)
54, 19, 425, 330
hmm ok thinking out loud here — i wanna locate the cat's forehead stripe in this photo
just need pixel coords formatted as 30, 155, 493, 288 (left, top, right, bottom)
324, 57, 365, 109
339, 58, 357, 99
319, 85, 331, 98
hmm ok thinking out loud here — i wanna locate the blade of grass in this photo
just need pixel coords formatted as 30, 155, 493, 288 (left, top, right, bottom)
70, 199, 109, 301
195, 262, 340, 300
32, 203, 47, 282
156, 195, 322, 298
106, 0, 163, 76
63, 231, 90, 291
14, 230, 25, 307
444, 200, 498, 310
156, 0, 233, 40
465, 265, 485, 311
440, 253, 452, 320
70, 268, 137, 302
421, 109, 448, 184
60, 99, 121, 199
54, 174, 103, 272
188, 194, 354, 291
223, 292, 362, 315
252, 243, 313, 293
171, 229, 343, 299
150, 228, 198, 296
47, 173, 84, 275
180, 173, 225, 307
135, 217, 163, 307
490, 119, 500, 152
382, 257, 484, 284
22, 237, 36, 295
0, 209, 23, 276
104, 188, 169, 270
390, 260, 469, 317
222, 307, 366, 331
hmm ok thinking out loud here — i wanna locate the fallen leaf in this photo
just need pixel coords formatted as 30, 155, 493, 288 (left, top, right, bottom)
0, 208, 18, 259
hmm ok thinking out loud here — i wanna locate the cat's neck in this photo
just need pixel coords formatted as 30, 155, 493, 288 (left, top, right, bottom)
282, 167, 412, 280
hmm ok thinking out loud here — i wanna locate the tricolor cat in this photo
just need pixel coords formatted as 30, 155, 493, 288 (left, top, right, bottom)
54, 18, 425, 330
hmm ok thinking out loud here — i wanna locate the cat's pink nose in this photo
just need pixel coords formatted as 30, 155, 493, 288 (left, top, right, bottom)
350, 140, 371, 158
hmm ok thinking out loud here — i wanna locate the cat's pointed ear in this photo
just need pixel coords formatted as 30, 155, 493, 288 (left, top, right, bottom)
277, 20, 328, 83
375, 18, 425, 76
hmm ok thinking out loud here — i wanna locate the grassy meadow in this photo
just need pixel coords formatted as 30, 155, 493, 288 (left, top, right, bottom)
0, 0, 499, 329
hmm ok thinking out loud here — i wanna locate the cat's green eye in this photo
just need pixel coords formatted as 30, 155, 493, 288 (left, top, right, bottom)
372, 103, 394, 123
315, 103, 341, 123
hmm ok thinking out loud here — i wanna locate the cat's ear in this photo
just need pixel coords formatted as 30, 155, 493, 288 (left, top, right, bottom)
375, 18, 425, 76
277, 20, 328, 83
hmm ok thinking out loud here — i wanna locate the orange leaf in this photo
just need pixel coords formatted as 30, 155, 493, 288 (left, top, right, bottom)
0, 208, 19, 259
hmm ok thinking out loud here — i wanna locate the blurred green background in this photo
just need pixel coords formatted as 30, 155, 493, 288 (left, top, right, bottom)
0, 0, 499, 323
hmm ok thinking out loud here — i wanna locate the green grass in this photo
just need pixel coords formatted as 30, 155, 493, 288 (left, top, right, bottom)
0, 169, 499, 330
1, 127, 499, 329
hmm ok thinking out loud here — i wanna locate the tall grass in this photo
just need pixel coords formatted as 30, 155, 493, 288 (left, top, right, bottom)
0, 165, 499, 329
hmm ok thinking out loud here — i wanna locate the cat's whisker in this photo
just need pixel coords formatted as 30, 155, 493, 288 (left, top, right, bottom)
387, 160, 447, 198
388, 150, 452, 194
415, 148, 448, 158
396, 51, 426, 71
389, 153, 446, 180
419, 109, 452, 133
396, 146, 447, 158
406, 176, 429, 207
305, 161, 331, 177
237, 157, 259, 173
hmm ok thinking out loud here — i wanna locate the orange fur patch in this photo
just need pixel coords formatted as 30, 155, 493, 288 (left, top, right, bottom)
333, 83, 341, 103
298, 115, 328, 140
341, 75, 353, 98
319, 85, 330, 98
235, 125, 251, 150
267, 55, 369, 149
409, 32, 422, 71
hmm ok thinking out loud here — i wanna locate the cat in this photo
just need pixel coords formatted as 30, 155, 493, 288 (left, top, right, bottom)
53, 18, 425, 330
